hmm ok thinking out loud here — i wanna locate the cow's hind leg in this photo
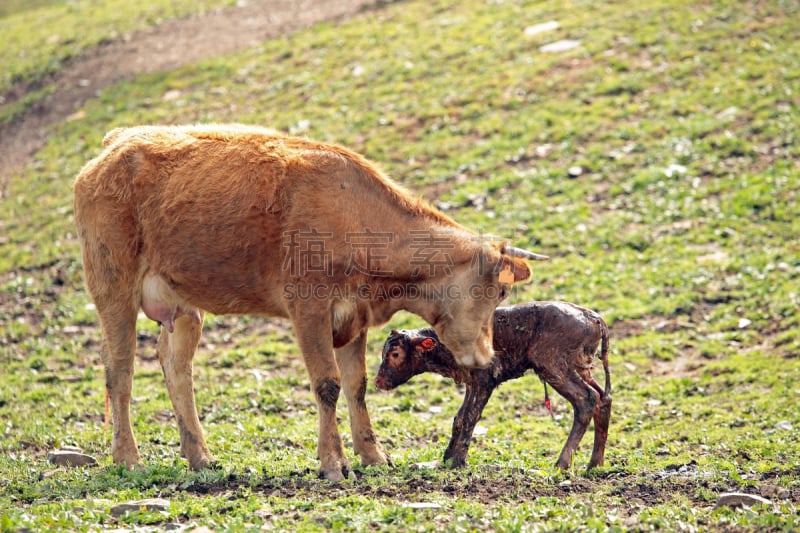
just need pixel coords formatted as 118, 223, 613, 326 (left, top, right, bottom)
547, 370, 599, 471
156, 311, 213, 469
98, 299, 140, 468
77, 211, 141, 468
335, 331, 390, 467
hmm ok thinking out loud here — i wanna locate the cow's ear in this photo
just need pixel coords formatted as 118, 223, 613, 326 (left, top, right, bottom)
499, 257, 531, 283
413, 337, 437, 352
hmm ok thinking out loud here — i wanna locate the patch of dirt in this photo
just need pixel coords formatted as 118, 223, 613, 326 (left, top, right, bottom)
177, 461, 800, 508
0, 0, 383, 189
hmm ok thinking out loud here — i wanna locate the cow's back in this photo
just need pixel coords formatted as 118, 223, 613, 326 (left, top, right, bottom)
74, 125, 301, 315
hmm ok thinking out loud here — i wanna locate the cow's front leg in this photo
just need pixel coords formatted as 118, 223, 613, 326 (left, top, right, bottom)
335, 331, 390, 467
157, 311, 214, 470
293, 312, 350, 481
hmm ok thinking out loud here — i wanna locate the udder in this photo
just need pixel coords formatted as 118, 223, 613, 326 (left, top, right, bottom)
141, 274, 201, 333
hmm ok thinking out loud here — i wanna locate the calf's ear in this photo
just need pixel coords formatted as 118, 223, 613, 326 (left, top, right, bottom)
412, 337, 437, 352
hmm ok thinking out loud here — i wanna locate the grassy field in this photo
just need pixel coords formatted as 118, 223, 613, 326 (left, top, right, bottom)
0, 0, 233, 108
1, 0, 799, 531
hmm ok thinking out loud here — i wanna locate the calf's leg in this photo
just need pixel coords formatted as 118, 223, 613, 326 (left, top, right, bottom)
335, 331, 390, 466
578, 370, 612, 468
589, 391, 612, 468
547, 370, 599, 471
156, 311, 213, 469
444, 380, 493, 467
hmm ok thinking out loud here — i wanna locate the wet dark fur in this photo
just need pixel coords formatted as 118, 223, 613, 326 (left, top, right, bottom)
377, 301, 612, 471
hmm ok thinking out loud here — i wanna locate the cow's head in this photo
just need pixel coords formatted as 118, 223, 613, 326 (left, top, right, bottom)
430, 242, 545, 369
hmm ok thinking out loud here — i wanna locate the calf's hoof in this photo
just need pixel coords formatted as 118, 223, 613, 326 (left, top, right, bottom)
555, 458, 572, 471
587, 457, 605, 470
443, 455, 467, 469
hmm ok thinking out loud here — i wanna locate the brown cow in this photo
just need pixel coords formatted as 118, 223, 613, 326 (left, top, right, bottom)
72, 124, 547, 481
376, 301, 611, 471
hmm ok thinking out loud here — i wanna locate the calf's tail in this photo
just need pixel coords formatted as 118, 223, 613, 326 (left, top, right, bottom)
598, 316, 611, 396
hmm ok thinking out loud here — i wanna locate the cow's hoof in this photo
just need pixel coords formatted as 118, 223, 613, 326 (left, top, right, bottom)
360, 446, 391, 467
318, 465, 351, 482
188, 453, 216, 471
112, 450, 141, 470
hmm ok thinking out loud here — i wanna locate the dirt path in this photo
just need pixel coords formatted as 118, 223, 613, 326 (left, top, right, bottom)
0, 0, 379, 187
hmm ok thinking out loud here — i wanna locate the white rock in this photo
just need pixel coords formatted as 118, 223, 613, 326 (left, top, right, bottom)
110, 498, 171, 517
716, 492, 771, 509
524, 21, 559, 36
540, 39, 580, 53
47, 450, 98, 467
403, 502, 442, 510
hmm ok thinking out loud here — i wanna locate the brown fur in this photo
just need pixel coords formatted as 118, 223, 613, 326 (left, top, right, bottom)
376, 301, 612, 471
73, 124, 542, 481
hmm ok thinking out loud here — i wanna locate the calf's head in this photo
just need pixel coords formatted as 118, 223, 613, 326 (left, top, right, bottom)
376, 329, 442, 390
430, 243, 544, 369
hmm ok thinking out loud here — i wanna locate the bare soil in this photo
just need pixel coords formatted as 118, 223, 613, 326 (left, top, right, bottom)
0, 0, 381, 184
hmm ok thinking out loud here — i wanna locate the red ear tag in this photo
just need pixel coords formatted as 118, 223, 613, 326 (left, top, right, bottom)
420, 338, 436, 350
498, 264, 515, 285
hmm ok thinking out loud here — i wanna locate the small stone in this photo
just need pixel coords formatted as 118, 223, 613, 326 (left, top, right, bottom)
568, 166, 583, 178
774, 420, 793, 431
663, 164, 687, 178
737, 318, 752, 329
47, 450, 98, 467
403, 502, 442, 510
715, 492, 771, 509
412, 461, 440, 470
540, 39, 580, 53
524, 21, 559, 36
760, 484, 790, 499
110, 498, 171, 517
162, 89, 182, 101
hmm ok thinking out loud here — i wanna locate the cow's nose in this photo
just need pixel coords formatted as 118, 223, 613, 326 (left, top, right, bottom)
375, 376, 387, 390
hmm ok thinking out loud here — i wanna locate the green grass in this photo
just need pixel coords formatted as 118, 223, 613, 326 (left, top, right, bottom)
1, 0, 799, 530
0, 0, 234, 113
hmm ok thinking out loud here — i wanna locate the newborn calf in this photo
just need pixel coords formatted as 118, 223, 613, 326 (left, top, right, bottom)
376, 301, 611, 471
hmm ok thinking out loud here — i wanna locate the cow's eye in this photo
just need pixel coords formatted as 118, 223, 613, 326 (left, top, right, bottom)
391, 352, 399, 359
